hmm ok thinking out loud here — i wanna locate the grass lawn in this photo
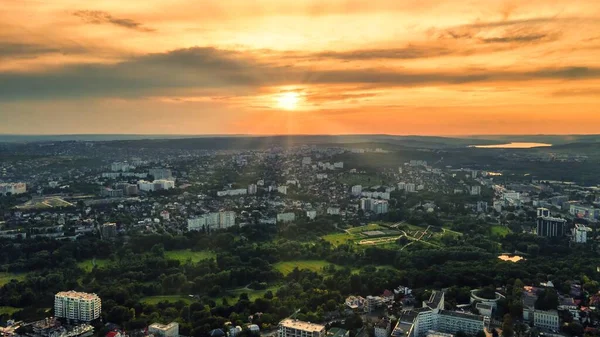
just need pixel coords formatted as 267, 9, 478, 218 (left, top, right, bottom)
0, 306, 21, 315
140, 295, 194, 305
347, 224, 385, 234
165, 250, 216, 263
213, 285, 281, 304
77, 259, 110, 272
273, 260, 333, 275
490, 225, 511, 237
322, 232, 355, 246
336, 173, 390, 188
0, 272, 26, 286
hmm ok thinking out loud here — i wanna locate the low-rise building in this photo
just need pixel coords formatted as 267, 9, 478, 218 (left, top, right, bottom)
278, 319, 325, 337
374, 318, 392, 337
148, 322, 179, 337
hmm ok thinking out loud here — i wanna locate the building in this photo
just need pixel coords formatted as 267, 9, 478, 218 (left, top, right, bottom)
278, 319, 325, 337
351, 185, 363, 196
188, 211, 236, 231
219, 211, 236, 228
154, 179, 175, 190
217, 189, 247, 197
100, 188, 124, 198
149, 168, 173, 180
148, 322, 179, 337
405, 183, 416, 193
374, 318, 392, 337
570, 204, 600, 220
54, 291, 101, 322
573, 224, 588, 243
0, 182, 26, 196
436, 311, 485, 337
373, 200, 389, 214
327, 207, 341, 215
306, 210, 317, 220
277, 212, 296, 223
361, 191, 391, 200
471, 186, 481, 196
533, 310, 559, 331
111, 162, 131, 172
248, 184, 258, 195
366, 295, 384, 312
278, 186, 288, 195
345, 296, 367, 311
101, 223, 117, 238
476, 201, 488, 213
302, 157, 312, 166
536, 209, 567, 237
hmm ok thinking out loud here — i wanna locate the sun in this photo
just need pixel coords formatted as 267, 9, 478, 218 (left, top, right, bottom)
276, 92, 300, 110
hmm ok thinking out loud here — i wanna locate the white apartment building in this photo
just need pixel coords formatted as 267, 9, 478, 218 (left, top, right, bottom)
248, 184, 258, 195
534, 310, 559, 331
405, 183, 416, 193
306, 210, 317, 220
351, 185, 363, 196
327, 207, 341, 215
277, 186, 288, 195
471, 186, 481, 196
278, 319, 325, 337
111, 162, 131, 172
573, 224, 588, 243
148, 322, 179, 337
277, 212, 296, 223
361, 191, 391, 200
188, 211, 236, 231
217, 189, 247, 197
149, 168, 173, 180
54, 291, 101, 322
155, 179, 175, 190
302, 157, 312, 166
374, 318, 392, 337
0, 182, 27, 196
219, 211, 236, 228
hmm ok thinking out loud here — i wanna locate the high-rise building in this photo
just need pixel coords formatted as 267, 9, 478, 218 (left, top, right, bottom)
101, 223, 117, 238
277, 212, 296, 223
149, 168, 173, 180
471, 186, 481, 196
306, 210, 317, 220
278, 319, 325, 337
219, 211, 236, 229
573, 224, 588, 243
54, 291, 101, 322
351, 185, 363, 196
148, 322, 179, 337
247, 184, 258, 195
536, 209, 567, 237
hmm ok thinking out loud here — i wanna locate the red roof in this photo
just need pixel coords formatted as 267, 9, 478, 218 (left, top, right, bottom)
107, 331, 120, 337
383, 289, 394, 297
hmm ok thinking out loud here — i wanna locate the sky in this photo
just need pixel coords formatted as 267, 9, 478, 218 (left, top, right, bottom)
1, 0, 600, 135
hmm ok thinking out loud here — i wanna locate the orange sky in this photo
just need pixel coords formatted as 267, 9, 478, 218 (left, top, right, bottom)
1, 0, 600, 135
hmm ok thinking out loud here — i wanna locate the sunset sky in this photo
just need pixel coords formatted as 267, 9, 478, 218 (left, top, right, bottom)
1, 0, 600, 135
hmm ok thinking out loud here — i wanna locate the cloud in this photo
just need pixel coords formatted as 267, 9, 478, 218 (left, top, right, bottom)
0, 41, 87, 59
1, 47, 599, 100
550, 88, 600, 97
73, 10, 154, 32
312, 46, 454, 60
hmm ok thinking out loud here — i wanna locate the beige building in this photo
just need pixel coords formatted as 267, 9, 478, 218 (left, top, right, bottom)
278, 319, 325, 337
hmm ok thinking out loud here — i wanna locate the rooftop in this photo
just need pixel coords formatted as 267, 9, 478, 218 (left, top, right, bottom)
149, 322, 178, 330
55, 291, 99, 300
439, 310, 484, 321
279, 319, 325, 332
424, 291, 444, 309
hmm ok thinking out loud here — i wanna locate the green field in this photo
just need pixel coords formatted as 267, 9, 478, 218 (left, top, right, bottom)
140, 295, 194, 305
322, 232, 355, 246
336, 173, 391, 187
274, 260, 333, 275
0, 306, 20, 315
490, 225, 511, 237
213, 285, 281, 303
347, 224, 385, 234
77, 259, 110, 272
0, 272, 26, 286
165, 250, 216, 263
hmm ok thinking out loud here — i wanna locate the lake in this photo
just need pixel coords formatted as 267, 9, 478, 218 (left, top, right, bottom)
470, 142, 552, 149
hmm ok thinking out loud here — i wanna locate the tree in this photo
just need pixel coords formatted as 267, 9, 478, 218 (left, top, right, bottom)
476, 331, 487, 337
502, 314, 514, 337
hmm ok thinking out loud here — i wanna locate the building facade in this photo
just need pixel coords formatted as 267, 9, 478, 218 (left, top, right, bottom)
54, 291, 101, 322
278, 319, 325, 337
148, 322, 179, 337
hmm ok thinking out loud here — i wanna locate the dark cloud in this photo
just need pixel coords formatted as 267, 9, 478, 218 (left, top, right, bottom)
0, 47, 599, 100
480, 33, 549, 43
73, 10, 154, 32
0, 42, 85, 58
313, 46, 454, 60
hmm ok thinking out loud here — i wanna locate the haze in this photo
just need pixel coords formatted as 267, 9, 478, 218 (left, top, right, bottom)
1, 0, 600, 135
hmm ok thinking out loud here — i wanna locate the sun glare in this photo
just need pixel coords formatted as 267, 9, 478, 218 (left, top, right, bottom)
276, 92, 300, 110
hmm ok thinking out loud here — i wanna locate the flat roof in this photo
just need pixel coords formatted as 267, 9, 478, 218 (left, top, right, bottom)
55, 291, 99, 300
280, 319, 325, 332
150, 322, 178, 330
439, 310, 484, 321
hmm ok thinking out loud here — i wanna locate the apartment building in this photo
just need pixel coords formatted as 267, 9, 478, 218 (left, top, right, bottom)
148, 322, 179, 337
278, 319, 326, 337
54, 291, 101, 322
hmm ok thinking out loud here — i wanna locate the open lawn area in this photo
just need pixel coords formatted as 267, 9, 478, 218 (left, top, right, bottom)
77, 259, 110, 272
490, 225, 511, 237
0, 306, 20, 315
336, 173, 390, 188
140, 295, 193, 305
165, 250, 216, 263
322, 232, 354, 246
347, 224, 385, 234
274, 260, 333, 275
213, 285, 281, 304
0, 272, 26, 286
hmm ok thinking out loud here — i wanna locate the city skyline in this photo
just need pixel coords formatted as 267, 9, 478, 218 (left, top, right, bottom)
1, 0, 600, 135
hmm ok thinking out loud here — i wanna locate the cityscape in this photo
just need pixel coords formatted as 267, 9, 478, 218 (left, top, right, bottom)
1, 1, 600, 337
1, 135, 600, 337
